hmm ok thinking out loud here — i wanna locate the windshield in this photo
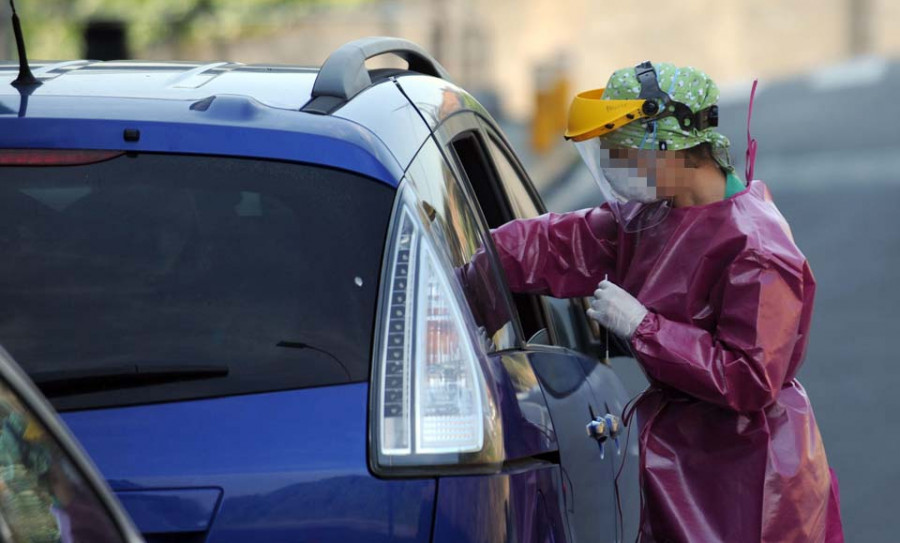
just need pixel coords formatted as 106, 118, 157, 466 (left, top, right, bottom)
0, 153, 394, 410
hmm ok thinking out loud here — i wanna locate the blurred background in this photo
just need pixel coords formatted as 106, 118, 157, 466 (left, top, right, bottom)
1, 0, 898, 539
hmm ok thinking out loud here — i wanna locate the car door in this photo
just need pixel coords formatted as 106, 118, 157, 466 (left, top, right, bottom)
432, 111, 621, 543
473, 121, 642, 543
400, 135, 569, 543
0, 345, 143, 542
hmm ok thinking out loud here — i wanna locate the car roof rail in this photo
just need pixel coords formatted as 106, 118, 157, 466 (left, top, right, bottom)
301, 37, 451, 114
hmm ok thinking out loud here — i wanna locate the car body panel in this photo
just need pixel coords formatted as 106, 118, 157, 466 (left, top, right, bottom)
0, 61, 318, 110
0, 94, 403, 186
115, 488, 222, 535
431, 466, 568, 543
335, 78, 434, 172
60, 383, 435, 543
395, 75, 494, 130
579, 357, 642, 543
430, 108, 483, 147
526, 347, 620, 542
493, 352, 557, 461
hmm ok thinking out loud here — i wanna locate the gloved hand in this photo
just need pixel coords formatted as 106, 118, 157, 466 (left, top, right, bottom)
586, 280, 648, 339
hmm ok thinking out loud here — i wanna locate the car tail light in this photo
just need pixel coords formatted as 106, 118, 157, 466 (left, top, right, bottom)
371, 186, 501, 474
414, 241, 484, 454
379, 207, 417, 455
0, 149, 123, 166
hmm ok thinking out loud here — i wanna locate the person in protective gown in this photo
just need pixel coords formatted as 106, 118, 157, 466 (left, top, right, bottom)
483, 62, 844, 542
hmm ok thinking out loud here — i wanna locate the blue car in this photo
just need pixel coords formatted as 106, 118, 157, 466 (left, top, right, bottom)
0, 38, 639, 543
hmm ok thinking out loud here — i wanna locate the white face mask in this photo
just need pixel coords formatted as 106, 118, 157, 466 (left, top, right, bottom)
574, 138, 672, 232
600, 166, 658, 203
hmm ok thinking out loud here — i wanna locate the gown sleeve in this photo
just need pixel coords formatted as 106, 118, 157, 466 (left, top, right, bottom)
489, 206, 619, 298
630, 248, 813, 413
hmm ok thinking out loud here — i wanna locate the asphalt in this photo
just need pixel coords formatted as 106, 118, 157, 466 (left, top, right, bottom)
512, 58, 900, 541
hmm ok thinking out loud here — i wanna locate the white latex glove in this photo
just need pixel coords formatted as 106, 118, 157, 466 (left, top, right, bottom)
586, 280, 648, 339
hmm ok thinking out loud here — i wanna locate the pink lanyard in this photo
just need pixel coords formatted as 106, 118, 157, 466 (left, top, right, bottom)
746, 79, 759, 182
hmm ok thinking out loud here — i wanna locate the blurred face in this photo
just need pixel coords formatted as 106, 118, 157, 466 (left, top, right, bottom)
574, 138, 716, 206
604, 146, 695, 199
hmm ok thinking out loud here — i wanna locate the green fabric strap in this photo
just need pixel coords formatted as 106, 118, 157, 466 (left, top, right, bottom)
724, 172, 745, 199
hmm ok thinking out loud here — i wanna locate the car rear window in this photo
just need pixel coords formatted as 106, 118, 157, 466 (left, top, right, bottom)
0, 153, 394, 410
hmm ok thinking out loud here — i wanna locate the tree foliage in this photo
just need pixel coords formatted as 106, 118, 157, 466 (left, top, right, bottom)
17, 0, 371, 59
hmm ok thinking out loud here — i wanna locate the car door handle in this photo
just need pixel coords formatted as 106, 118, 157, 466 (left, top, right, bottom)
586, 413, 621, 442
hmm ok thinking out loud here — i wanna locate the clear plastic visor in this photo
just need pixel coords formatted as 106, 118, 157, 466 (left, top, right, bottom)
573, 138, 673, 232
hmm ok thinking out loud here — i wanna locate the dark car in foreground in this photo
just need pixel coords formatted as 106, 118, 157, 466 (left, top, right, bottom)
0, 38, 638, 543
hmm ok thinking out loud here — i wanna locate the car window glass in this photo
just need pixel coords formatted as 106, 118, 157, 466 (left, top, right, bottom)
0, 154, 393, 410
477, 130, 594, 351
405, 139, 518, 351
484, 136, 541, 219
443, 129, 559, 344
0, 377, 123, 542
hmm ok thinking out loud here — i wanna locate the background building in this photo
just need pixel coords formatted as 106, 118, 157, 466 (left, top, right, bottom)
3, 0, 898, 122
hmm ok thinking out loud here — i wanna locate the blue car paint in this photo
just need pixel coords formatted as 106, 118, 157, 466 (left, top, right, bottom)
60, 383, 436, 543
431, 467, 569, 543
489, 353, 558, 461
0, 95, 403, 186
115, 488, 223, 534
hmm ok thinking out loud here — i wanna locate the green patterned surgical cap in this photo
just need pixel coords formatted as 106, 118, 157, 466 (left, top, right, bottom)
600, 62, 732, 168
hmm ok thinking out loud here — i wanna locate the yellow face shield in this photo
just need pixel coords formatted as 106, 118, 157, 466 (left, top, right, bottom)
564, 89, 652, 142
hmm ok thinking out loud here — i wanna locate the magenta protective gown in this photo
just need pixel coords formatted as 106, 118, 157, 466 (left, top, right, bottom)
490, 180, 844, 542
